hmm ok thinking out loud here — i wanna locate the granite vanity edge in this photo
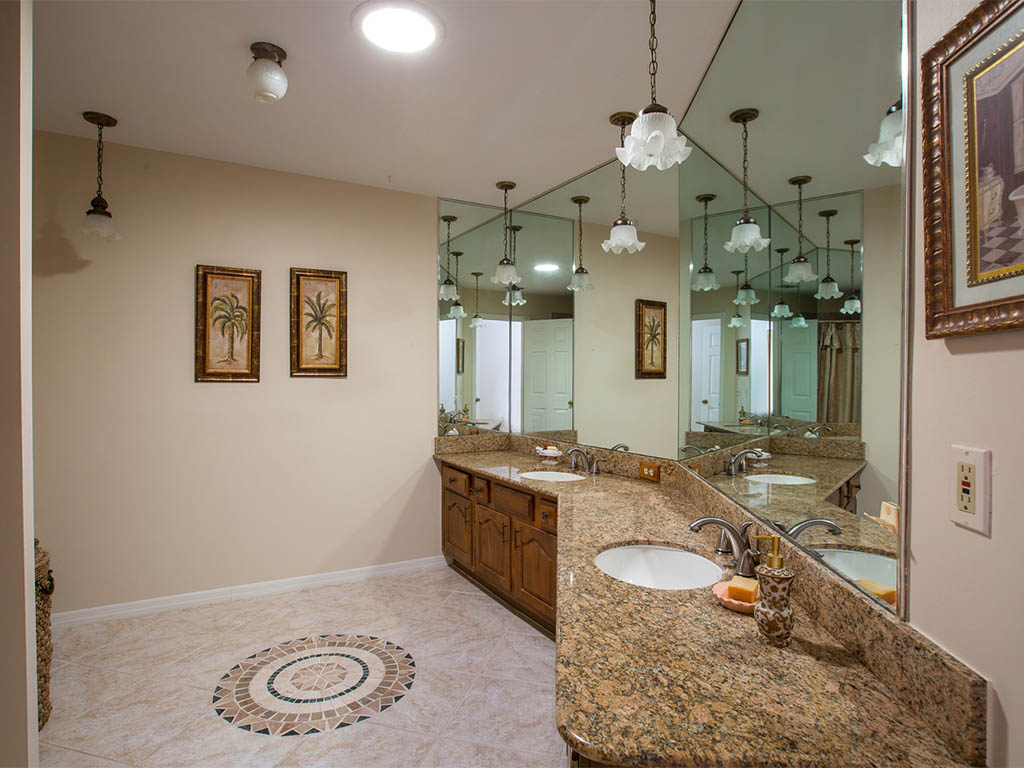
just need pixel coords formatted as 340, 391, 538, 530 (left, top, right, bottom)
770, 434, 867, 460
434, 433, 512, 455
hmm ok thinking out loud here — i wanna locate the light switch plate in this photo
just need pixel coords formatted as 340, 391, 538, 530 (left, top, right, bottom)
951, 444, 991, 536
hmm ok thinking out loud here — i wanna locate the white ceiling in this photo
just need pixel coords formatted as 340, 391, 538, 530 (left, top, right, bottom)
33, 0, 739, 205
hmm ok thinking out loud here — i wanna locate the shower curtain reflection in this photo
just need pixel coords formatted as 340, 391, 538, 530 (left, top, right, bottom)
817, 321, 862, 423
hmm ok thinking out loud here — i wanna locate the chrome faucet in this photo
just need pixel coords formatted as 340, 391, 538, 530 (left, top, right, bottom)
807, 425, 834, 436
567, 447, 592, 474
688, 517, 759, 578
783, 518, 843, 540
610, 443, 630, 452
680, 444, 706, 456
724, 448, 768, 477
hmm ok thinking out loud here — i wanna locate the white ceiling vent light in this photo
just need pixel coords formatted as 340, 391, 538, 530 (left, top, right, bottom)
247, 42, 288, 103
353, 1, 444, 53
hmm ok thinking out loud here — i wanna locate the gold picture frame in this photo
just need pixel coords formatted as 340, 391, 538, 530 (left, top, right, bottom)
195, 265, 261, 382
635, 299, 667, 379
456, 338, 465, 375
290, 268, 348, 377
736, 338, 750, 376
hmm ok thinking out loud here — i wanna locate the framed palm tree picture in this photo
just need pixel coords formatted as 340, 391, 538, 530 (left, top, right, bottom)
290, 267, 347, 377
635, 298, 667, 379
195, 264, 261, 382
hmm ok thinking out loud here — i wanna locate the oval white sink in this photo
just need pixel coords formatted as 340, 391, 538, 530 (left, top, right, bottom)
594, 546, 722, 590
518, 470, 587, 482
816, 549, 897, 588
745, 473, 816, 485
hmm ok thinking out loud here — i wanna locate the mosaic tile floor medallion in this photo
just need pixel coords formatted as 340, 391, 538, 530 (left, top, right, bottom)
212, 634, 415, 736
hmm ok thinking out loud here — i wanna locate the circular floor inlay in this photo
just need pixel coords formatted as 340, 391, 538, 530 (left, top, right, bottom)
212, 634, 415, 736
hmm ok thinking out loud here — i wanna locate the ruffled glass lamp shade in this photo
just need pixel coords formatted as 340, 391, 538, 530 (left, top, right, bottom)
733, 283, 760, 306
567, 266, 593, 292
723, 215, 769, 254
864, 107, 904, 168
814, 276, 843, 300
728, 312, 746, 329
469, 313, 485, 328
83, 208, 122, 240
491, 257, 521, 286
438, 278, 459, 302
615, 105, 692, 171
502, 286, 526, 306
784, 255, 818, 284
691, 264, 719, 292
841, 295, 862, 315
447, 301, 467, 319
771, 300, 793, 319
791, 314, 809, 329
602, 218, 646, 254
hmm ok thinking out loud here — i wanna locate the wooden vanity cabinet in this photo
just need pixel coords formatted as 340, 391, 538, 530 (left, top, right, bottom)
442, 490, 474, 569
827, 469, 863, 515
511, 522, 557, 622
474, 505, 512, 592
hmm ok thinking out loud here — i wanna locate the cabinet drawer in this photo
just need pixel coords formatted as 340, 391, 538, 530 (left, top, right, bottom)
493, 483, 533, 522
536, 497, 557, 534
442, 465, 471, 497
470, 476, 491, 504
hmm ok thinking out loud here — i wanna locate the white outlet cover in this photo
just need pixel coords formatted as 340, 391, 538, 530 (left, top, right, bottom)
951, 444, 992, 536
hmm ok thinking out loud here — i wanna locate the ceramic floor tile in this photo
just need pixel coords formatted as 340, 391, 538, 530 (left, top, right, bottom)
484, 633, 556, 683
38, 743, 132, 767
145, 600, 251, 635
398, 620, 502, 677
75, 626, 202, 678
278, 722, 435, 768
432, 592, 531, 636
371, 668, 476, 733
421, 736, 568, 768
52, 616, 157, 663
140, 709, 301, 767
42, 663, 142, 735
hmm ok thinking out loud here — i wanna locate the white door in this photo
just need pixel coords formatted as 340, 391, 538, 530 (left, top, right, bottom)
779, 319, 818, 421
522, 319, 573, 432
438, 319, 456, 412
474, 319, 510, 428
690, 318, 722, 430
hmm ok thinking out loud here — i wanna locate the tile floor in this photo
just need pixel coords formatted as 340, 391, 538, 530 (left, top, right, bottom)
42, 565, 567, 767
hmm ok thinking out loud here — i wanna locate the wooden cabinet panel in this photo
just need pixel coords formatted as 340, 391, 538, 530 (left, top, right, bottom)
470, 476, 491, 505
511, 522, 557, 622
443, 465, 471, 497
536, 497, 557, 534
493, 483, 534, 523
474, 505, 512, 592
442, 490, 473, 568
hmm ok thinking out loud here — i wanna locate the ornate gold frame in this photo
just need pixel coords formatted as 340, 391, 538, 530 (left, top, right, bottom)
634, 299, 667, 379
195, 264, 261, 383
290, 267, 348, 377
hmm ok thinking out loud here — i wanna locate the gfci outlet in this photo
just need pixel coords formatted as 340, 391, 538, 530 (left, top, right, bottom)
951, 444, 992, 536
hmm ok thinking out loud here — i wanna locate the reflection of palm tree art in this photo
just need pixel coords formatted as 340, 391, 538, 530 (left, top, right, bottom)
304, 290, 336, 360
210, 293, 248, 363
644, 314, 662, 366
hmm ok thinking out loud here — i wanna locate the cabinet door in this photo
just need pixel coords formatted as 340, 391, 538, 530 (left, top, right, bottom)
442, 490, 473, 569
511, 522, 557, 622
474, 505, 512, 592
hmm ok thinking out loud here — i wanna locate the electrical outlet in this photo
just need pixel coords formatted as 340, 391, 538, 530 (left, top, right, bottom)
951, 444, 991, 536
639, 461, 661, 483
957, 462, 975, 515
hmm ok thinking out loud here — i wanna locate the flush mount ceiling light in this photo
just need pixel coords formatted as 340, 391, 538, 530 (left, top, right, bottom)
727, 271, 747, 328
616, 0, 691, 171
783, 176, 818, 284
814, 210, 843, 301
82, 111, 122, 240
247, 42, 288, 103
438, 215, 459, 302
491, 181, 521, 285
723, 109, 769, 254
864, 99, 904, 168
692, 194, 720, 292
535, 264, 559, 273
353, 0, 443, 53
447, 251, 467, 318
568, 195, 594, 292
770, 248, 793, 318
841, 239, 862, 315
469, 272, 485, 328
733, 253, 760, 306
603, 113, 646, 254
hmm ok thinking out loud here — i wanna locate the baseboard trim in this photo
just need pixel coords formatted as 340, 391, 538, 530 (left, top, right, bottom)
52, 554, 447, 628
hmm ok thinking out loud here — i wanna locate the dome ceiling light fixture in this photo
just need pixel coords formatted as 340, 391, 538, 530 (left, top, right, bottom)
568, 195, 594, 292
771, 248, 794, 319
723, 108, 770, 255
469, 272, 485, 328
615, 0, 691, 171
783, 175, 818, 284
733, 252, 760, 306
727, 270, 747, 329
438, 215, 459, 302
503, 224, 526, 306
82, 111, 122, 240
692, 194, 720, 292
491, 181, 521, 286
447, 251, 467, 318
814, 210, 843, 301
535, 264, 559, 273
603, 112, 646, 254
864, 99, 904, 168
353, 0, 443, 54
841, 239, 863, 315
247, 42, 288, 103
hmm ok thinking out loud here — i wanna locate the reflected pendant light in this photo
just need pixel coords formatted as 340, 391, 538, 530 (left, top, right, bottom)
469, 272, 485, 328
814, 210, 843, 300
733, 253, 759, 305
502, 225, 526, 306
615, 0, 692, 171
783, 176, 818, 284
791, 310, 809, 329
447, 251, 467, 318
82, 111, 122, 240
727, 270, 747, 328
864, 99, 904, 168
692, 194, 720, 291
770, 248, 793, 318
438, 215, 459, 301
841, 239, 862, 315
603, 113, 646, 254
491, 181, 522, 285
723, 109, 770, 254
568, 195, 594, 292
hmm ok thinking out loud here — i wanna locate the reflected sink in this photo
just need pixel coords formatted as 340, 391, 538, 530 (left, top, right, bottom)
745, 473, 816, 485
518, 471, 587, 482
594, 546, 722, 590
816, 549, 897, 588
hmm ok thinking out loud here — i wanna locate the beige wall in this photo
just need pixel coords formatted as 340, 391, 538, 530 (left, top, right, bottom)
677, 220, 692, 452
911, 3, 1024, 765
33, 132, 440, 612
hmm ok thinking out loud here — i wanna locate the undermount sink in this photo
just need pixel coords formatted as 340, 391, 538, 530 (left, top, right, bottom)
816, 549, 897, 588
744, 473, 816, 485
594, 545, 722, 590
518, 470, 587, 482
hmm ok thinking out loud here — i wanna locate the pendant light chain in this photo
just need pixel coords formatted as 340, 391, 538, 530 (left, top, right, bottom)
444, 217, 452, 276
741, 119, 750, 215
849, 242, 856, 286
502, 186, 509, 261
511, 225, 518, 265
744, 253, 750, 283
619, 124, 627, 217
577, 199, 585, 269
95, 124, 105, 198
797, 182, 804, 258
702, 197, 710, 267
474, 273, 481, 314
648, 0, 658, 104
825, 216, 832, 276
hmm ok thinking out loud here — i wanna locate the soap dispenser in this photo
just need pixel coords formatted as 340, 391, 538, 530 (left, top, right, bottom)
752, 535, 795, 647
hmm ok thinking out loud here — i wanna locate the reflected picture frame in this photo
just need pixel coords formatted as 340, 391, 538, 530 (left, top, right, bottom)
736, 338, 750, 376
635, 299, 667, 379
456, 338, 465, 375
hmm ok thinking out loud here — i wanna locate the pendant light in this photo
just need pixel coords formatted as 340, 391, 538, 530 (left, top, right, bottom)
814, 210, 843, 300
491, 181, 521, 285
692, 194, 720, 292
503, 225, 526, 306
447, 251, 467, 318
82, 111, 122, 240
469, 272, 485, 328
727, 271, 746, 328
604, 113, 646, 254
841, 239, 862, 315
733, 253, 760, 305
770, 248, 793, 318
247, 42, 288, 103
783, 176, 818, 284
438, 215, 459, 302
864, 99, 904, 168
615, 0, 691, 171
568, 195, 594, 292
723, 109, 769, 254
791, 307, 809, 329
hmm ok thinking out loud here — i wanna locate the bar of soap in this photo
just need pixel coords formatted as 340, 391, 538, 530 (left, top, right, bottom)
856, 578, 897, 605
726, 575, 759, 603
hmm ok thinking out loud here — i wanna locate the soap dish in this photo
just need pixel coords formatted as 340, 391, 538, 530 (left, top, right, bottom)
535, 446, 563, 466
712, 581, 757, 614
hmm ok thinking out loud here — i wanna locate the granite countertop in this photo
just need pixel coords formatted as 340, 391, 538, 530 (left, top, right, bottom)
436, 450, 961, 767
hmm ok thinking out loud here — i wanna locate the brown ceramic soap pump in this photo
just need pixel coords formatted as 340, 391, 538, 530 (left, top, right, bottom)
752, 534, 795, 647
